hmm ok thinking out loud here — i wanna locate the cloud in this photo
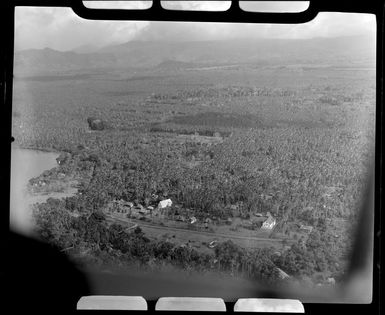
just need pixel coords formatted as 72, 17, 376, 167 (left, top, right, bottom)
14, 5, 376, 51
134, 12, 375, 41
15, 7, 149, 51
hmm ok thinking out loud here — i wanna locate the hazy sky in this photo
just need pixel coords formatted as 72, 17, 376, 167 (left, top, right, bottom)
14, 1, 376, 51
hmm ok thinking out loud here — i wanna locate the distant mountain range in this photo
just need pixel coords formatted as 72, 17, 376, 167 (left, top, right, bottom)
14, 35, 376, 74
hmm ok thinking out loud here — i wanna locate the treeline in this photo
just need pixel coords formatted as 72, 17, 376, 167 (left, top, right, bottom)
150, 86, 297, 101
149, 123, 232, 138
33, 196, 345, 285
33, 202, 282, 283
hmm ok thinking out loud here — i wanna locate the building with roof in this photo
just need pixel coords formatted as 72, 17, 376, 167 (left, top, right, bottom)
276, 267, 290, 280
158, 199, 172, 209
299, 225, 313, 233
262, 216, 276, 229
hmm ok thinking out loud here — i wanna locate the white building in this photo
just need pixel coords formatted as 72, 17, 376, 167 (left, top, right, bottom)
158, 199, 172, 209
262, 216, 276, 229
276, 267, 290, 279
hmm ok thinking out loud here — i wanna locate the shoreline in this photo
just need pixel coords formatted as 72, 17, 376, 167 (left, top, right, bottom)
10, 147, 76, 235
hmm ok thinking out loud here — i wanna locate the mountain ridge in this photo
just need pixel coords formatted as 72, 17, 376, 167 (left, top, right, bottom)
14, 35, 375, 73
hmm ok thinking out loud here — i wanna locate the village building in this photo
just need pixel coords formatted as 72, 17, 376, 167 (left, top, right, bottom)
242, 220, 253, 228
158, 199, 172, 209
327, 277, 336, 285
276, 267, 290, 280
252, 219, 263, 228
260, 193, 273, 201
139, 208, 149, 215
262, 215, 276, 229
175, 215, 186, 222
56, 152, 71, 165
299, 238, 307, 249
109, 199, 135, 214
208, 240, 217, 248
299, 225, 313, 233
203, 218, 212, 228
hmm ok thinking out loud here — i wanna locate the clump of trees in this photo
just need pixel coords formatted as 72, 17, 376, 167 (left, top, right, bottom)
87, 117, 107, 131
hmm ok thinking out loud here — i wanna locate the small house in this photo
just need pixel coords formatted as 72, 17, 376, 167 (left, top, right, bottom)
299, 225, 313, 233
158, 199, 172, 209
242, 220, 253, 227
252, 219, 263, 228
139, 209, 149, 215
176, 215, 186, 222
327, 277, 336, 285
134, 204, 144, 210
260, 193, 273, 201
204, 218, 212, 224
276, 267, 290, 279
204, 218, 212, 228
208, 240, 217, 248
262, 216, 276, 229
56, 152, 71, 165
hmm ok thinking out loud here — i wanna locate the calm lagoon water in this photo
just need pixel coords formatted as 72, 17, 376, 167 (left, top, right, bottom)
10, 146, 59, 235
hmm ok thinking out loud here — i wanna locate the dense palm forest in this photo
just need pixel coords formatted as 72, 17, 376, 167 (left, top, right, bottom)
13, 63, 375, 287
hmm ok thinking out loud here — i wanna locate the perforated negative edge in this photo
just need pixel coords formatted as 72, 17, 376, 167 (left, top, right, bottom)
234, 298, 304, 313
77, 295, 147, 310
156, 297, 226, 311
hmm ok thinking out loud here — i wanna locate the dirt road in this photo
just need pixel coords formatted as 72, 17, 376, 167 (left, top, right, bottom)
106, 214, 289, 250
